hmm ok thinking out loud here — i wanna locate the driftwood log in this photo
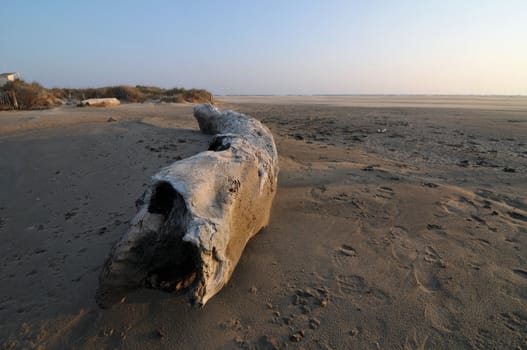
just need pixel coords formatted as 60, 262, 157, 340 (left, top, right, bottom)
96, 104, 278, 308
79, 98, 120, 107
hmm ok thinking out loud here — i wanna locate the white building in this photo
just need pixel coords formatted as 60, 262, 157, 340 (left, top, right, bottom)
0, 72, 21, 87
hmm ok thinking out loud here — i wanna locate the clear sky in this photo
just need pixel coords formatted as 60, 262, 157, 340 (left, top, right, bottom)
1, 0, 526, 95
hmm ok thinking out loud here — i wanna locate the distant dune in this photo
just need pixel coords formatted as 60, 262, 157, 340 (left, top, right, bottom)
0, 81, 214, 111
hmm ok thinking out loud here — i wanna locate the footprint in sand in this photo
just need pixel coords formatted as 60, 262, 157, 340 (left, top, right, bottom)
412, 246, 444, 293
389, 226, 417, 268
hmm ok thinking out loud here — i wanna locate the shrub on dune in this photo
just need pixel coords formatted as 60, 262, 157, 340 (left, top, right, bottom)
0, 80, 61, 110
1, 82, 214, 110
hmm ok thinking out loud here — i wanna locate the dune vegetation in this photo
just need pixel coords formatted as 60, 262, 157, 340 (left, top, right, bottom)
0, 80, 61, 110
0, 81, 214, 110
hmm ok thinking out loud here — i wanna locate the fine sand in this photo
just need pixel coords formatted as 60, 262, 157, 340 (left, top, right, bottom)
0, 97, 526, 349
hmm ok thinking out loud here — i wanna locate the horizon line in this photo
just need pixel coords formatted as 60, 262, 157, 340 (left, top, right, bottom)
216, 93, 527, 97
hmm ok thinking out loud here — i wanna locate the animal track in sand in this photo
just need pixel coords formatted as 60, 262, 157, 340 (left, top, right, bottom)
306, 186, 368, 220
499, 311, 527, 336
336, 274, 391, 305
474, 328, 495, 349
374, 186, 395, 201
338, 244, 357, 257
439, 194, 505, 231
475, 189, 527, 211
412, 267, 440, 293
424, 302, 458, 333
388, 226, 445, 293
473, 238, 491, 248
468, 262, 481, 270
404, 328, 429, 350
422, 246, 444, 266
367, 186, 400, 218
426, 224, 448, 238
512, 269, 527, 281
508, 211, 527, 223
336, 274, 368, 295
332, 244, 357, 271
440, 196, 477, 215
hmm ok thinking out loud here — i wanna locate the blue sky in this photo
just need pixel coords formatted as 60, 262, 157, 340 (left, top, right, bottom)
1, 0, 526, 94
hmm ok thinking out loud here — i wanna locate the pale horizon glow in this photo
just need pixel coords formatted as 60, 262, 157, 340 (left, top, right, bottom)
1, 0, 526, 95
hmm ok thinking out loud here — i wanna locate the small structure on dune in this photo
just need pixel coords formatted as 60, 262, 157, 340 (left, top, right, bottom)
0, 72, 21, 87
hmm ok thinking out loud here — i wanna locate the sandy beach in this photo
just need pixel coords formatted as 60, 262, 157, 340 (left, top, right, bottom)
0, 96, 526, 349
